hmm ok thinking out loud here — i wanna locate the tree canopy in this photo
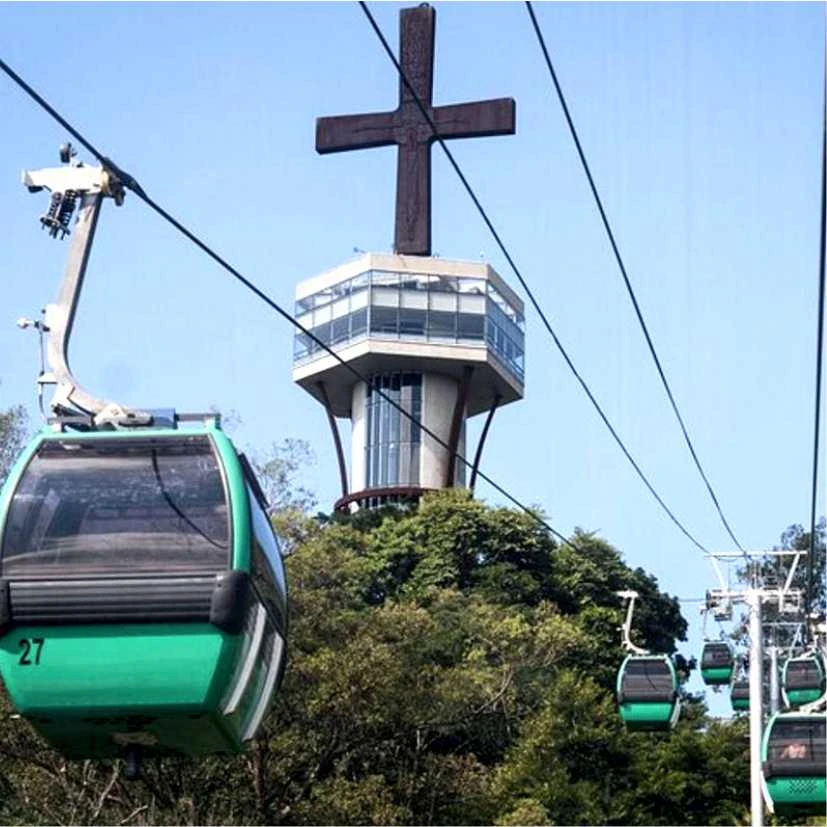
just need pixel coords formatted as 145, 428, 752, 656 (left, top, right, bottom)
0, 397, 28, 488
0, 488, 755, 825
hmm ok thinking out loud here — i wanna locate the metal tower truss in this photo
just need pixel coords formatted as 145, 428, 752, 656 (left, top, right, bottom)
703, 549, 821, 827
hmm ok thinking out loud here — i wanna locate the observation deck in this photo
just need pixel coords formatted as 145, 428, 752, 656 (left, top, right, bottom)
292, 253, 525, 509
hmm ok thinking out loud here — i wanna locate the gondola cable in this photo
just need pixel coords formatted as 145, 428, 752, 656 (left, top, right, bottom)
357, 1, 711, 555
0, 58, 581, 555
806, 35, 827, 637
524, 0, 745, 555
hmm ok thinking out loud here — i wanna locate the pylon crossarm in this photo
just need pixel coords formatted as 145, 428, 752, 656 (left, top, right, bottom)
782, 551, 804, 596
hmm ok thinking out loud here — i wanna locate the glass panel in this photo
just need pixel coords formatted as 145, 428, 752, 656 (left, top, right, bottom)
248, 486, 287, 625
2, 437, 230, 575
296, 296, 315, 315
429, 291, 457, 312
787, 661, 821, 688
770, 719, 826, 763
399, 274, 429, 291
458, 277, 486, 295
486, 296, 525, 382
457, 313, 485, 340
330, 296, 351, 321
458, 293, 485, 313
371, 270, 399, 288
313, 322, 331, 346
372, 286, 400, 308
400, 289, 428, 309
488, 283, 514, 319
311, 287, 337, 309
622, 658, 675, 694
294, 310, 313, 330
312, 304, 332, 326
428, 275, 458, 293
331, 315, 350, 345
428, 310, 456, 339
364, 373, 422, 488
294, 332, 312, 360
409, 442, 420, 485
370, 307, 399, 336
351, 307, 368, 338
351, 288, 369, 311
399, 307, 426, 337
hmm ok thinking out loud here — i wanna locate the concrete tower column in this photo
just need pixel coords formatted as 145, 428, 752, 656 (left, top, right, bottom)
421, 373, 464, 488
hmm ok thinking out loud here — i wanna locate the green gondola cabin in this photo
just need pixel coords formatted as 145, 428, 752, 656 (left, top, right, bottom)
781, 654, 826, 707
0, 420, 288, 762
616, 654, 680, 731
730, 679, 749, 712
700, 641, 734, 686
761, 712, 826, 816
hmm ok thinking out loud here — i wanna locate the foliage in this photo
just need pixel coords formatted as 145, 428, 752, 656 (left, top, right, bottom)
251, 437, 316, 516
0, 489, 752, 824
0, 399, 28, 488
778, 519, 826, 617
251, 437, 318, 556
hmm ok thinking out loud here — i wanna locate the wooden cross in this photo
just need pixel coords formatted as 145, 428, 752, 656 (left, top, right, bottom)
316, 4, 516, 256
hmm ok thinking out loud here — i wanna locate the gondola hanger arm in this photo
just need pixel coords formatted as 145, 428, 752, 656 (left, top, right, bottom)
616, 590, 649, 655
20, 146, 150, 428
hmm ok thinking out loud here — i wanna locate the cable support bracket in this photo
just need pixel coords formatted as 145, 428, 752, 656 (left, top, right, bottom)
20, 144, 151, 428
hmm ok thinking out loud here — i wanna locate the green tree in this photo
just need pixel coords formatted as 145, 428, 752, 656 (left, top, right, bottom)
0, 399, 28, 487
778, 519, 826, 618
252, 438, 317, 516
0, 489, 751, 825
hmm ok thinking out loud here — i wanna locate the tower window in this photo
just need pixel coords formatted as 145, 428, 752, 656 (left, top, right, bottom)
365, 372, 422, 487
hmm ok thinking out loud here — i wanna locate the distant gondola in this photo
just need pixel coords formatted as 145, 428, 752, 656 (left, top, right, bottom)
730, 679, 749, 712
616, 654, 680, 731
0, 419, 288, 762
781, 654, 826, 707
761, 712, 826, 816
700, 641, 734, 686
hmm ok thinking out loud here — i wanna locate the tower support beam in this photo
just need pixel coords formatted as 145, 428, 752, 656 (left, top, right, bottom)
705, 548, 809, 826
747, 587, 764, 827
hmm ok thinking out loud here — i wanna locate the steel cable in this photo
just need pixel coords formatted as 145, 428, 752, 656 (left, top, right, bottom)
525, 0, 744, 554
0, 56, 580, 553
357, 1, 711, 553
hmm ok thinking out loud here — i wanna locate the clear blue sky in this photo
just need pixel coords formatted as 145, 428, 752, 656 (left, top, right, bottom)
0, 2, 824, 717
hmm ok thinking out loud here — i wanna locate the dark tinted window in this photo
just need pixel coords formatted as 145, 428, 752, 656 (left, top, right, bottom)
786, 659, 824, 689
621, 657, 676, 698
2, 436, 229, 576
701, 643, 733, 668
248, 485, 287, 634
769, 718, 826, 763
731, 681, 750, 699
365, 373, 422, 487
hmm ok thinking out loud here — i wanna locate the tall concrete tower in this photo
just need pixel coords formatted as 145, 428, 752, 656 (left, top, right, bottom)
294, 4, 525, 511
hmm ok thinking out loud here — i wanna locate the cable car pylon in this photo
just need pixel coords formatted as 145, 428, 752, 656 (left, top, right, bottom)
761, 624, 827, 817
704, 548, 816, 826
